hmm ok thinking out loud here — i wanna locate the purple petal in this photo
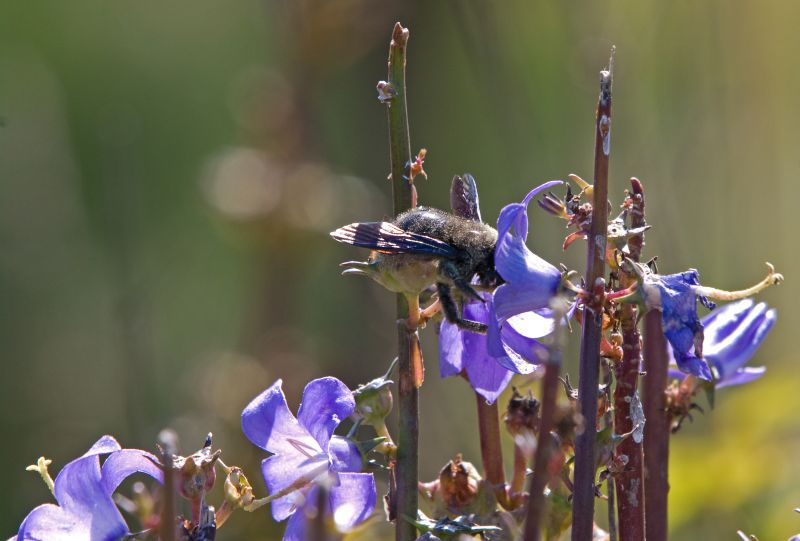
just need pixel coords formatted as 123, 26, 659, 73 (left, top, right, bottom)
674, 353, 713, 381
464, 347, 515, 404
328, 436, 362, 474
36, 436, 128, 540
16, 504, 86, 541
297, 377, 355, 451
281, 501, 309, 541
716, 366, 766, 388
487, 302, 538, 375
242, 379, 320, 457
493, 183, 563, 322
262, 453, 329, 522
493, 239, 561, 321
707, 304, 774, 379
701, 299, 755, 344
505, 310, 554, 340
439, 319, 465, 378
100, 449, 163, 496
329, 473, 376, 532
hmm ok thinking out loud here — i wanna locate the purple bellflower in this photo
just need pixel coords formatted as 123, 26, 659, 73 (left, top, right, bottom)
439, 181, 568, 403
643, 269, 718, 380
241, 377, 376, 541
668, 299, 776, 388
439, 294, 552, 404
13, 435, 163, 541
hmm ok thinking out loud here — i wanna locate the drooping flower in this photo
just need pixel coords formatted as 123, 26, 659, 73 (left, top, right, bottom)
668, 299, 776, 388
491, 181, 564, 324
241, 377, 376, 541
14, 435, 163, 541
439, 293, 552, 404
439, 181, 570, 403
630, 262, 782, 380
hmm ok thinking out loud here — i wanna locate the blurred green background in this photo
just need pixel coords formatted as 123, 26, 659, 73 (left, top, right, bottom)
1, 1, 797, 539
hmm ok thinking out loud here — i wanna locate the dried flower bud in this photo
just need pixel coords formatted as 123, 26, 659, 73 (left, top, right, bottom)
504, 388, 540, 458
173, 434, 221, 502
438, 454, 480, 510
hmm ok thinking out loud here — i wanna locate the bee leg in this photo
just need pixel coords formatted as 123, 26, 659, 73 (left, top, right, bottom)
419, 299, 442, 328
440, 261, 483, 302
437, 283, 488, 334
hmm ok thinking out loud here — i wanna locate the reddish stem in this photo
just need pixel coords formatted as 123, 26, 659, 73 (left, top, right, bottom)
643, 310, 670, 541
523, 358, 561, 540
475, 395, 511, 509
613, 178, 646, 540
572, 57, 613, 541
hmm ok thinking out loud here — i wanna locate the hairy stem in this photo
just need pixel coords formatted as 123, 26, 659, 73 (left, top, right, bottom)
384, 22, 419, 541
511, 444, 527, 505
476, 394, 511, 509
643, 310, 670, 541
603, 362, 618, 541
572, 52, 613, 541
614, 178, 646, 540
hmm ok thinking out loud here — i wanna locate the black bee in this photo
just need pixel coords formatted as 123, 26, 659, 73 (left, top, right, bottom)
330, 174, 502, 333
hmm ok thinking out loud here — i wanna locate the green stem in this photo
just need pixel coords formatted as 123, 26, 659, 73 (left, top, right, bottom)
572, 52, 613, 541
383, 22, 418, 541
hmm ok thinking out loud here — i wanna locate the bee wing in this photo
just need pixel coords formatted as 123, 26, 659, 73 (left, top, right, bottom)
450, 173, 483, 222
331, 221, 458, 257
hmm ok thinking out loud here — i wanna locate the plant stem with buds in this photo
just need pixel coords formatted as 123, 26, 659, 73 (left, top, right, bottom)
384, 22, 419, 541
614, 178, 646, 540
572, 53, 613, 541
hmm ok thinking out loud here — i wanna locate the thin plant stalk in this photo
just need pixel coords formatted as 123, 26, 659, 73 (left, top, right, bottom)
572, 54, 613, 541
523, 302, 565, 541
158, 434, 177, 541
475, 394, 511, 509
603, 361, 618, 541
383, 22, 419, 541
642, 310, 670, 541
613, 178, 646, 539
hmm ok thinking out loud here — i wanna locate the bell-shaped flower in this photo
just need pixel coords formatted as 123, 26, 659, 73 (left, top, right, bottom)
14, 435, 163, 541
635, 262, 782, 381
439, 293, 552, 404
668, 299, 776, 388
241, 377, 376, 541
491, 181, 564, 323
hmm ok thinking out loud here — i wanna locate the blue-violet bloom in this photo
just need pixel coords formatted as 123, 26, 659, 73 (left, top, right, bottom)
440, 181, 567, 403
13, 435, 163, 541
440, 293, 552, 404
241, 377, 376, 541
668, 299, 775, 388
640, 268, 718, 380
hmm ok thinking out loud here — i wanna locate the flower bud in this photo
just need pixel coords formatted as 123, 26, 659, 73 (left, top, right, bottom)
352, 364, 395, 425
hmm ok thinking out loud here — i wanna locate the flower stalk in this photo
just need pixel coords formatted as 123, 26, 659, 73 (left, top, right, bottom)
642, 309, 671, 541
523, 301, 566, 541
572, 51, 613, 541
475, 394, 511, 509
382, 22, 419, 541
613, 178, 646, 539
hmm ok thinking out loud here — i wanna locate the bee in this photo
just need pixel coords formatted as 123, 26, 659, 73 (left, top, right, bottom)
330, 174, 502, 333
